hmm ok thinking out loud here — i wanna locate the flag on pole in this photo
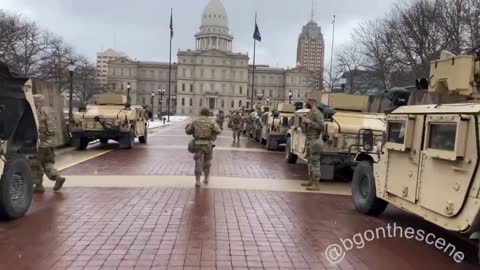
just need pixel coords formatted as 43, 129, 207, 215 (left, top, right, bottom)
253, 19, 261, 42
169, 9, 174, 39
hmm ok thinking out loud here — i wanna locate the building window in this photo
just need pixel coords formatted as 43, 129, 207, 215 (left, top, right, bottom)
239, 100, 242, 107
142, 97, 146, 105
190, 84, 193, 92
231, 100, 234, 108
189, 98, 193, 106
240, 87, 243, 94
222, 100, 225, 108
181, 98, 185, 106
269, 89, 273, 97
182, 84, 185, 91
120, 84, 124, 90
200, 99, 203, 106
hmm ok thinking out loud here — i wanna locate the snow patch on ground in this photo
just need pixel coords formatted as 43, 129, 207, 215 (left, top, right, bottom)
147, 116, 189, 129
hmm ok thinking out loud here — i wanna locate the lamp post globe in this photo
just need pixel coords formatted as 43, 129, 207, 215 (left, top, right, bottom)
67, 60, 76, 127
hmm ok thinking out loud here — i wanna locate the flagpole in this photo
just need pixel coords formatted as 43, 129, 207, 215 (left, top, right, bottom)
167, 8, 173, 122
329, 14, 336, 92
251, 14, 257, 110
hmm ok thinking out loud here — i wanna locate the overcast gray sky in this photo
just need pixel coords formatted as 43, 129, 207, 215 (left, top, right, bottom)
3, 0, 397, 68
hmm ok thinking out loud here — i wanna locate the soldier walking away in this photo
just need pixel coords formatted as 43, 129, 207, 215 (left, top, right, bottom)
229, 111, 243, 143
301, 97, 325, 191
30, 94, 66, 193
216, 110, 225, 130
185, 108, 222, 187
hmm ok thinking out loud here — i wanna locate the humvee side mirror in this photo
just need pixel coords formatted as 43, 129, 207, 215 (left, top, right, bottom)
362, 130, 374, 152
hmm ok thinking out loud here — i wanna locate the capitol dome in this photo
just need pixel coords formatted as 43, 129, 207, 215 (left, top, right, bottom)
200, 0, 229, 30
195, 0, 233, 52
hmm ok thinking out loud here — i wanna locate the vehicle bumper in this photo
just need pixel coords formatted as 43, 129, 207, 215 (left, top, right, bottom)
72, 129, 128, 140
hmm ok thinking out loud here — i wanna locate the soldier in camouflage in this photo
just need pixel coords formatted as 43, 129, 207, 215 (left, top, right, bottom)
301, 98, 325, 191
30, 94, 66, 193
216, 110, 225, 130
229, 111, 244, 143
186, 108, 222, 187
245, 111, 255, 140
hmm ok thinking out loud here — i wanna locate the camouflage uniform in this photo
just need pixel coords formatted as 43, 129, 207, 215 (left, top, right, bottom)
245, 114, 255, 140
30, 102, 66, 193
185, 116, 221, 187
229, 113, 244, 142
216, 112, 225, 130
302, 106, 325, 190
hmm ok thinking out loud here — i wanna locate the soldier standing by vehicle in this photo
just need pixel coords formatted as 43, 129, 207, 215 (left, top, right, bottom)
185, 108, 222, 187
301, 98, 324, 191
229, 111, 243, 143
30, 94, 66, 193
216, 110, 225, 130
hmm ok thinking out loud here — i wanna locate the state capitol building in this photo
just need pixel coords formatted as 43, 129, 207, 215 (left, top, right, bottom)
103, 0, 325, 115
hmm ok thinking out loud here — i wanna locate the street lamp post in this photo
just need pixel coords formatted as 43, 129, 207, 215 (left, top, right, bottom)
266, 98, 270, 106
151, 92, 155, 121
158, 88, 165, 117
126, 82, 131, 104
256, 93, 264, 103
288, 90, 293, 104
67, 60, 76, 125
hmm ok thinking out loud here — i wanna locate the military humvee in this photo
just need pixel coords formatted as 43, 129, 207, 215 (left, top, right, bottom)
71, 94, 148, 150
287, 93, 385, 181
351, 50, 480, 257
260, 103, 296, 150
0, 62, 37, 220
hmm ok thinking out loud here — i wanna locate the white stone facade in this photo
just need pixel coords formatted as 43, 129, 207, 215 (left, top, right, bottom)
96, 49, 128, 85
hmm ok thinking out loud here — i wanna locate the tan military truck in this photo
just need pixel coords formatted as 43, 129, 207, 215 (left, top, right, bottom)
351, 50, 480, 257
260, 103, 296, 150
71, 94, 148, 150
286, 93, 386, 181
0, 63, 38, 220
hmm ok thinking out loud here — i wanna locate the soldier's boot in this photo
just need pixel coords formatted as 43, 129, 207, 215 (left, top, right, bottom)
203, 175, 210, 185
33, 184, 45, 194
53, 175, 66, 192
195, 175, 201, 188
306, 181, 320, 191
301, 180, 313, 187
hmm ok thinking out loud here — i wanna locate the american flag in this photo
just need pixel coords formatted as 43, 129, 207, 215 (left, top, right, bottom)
170, 9, 174, 39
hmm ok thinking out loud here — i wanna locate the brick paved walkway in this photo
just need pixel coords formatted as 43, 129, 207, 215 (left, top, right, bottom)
61, 125, 308, 180
0, 188, 477, 270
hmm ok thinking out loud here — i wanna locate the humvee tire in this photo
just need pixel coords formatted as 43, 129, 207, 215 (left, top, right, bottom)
352, 161, 388, 216
0, 156, 33, 220
76, 138, 89, 150
266, 136, 276, 150
139, 129, 148, 144
120, 129, 135, 149
286, 137, 298, 164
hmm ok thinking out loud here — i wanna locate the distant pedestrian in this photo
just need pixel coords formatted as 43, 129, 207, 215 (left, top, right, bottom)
216, 110, 225, 130
185, 108, 222, 187
30, 94, 66, 193
229, 111, 243, 143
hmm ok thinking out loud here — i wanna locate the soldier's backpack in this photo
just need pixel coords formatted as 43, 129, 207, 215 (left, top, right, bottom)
193, 120, 213, 139
232, 115, 241, 125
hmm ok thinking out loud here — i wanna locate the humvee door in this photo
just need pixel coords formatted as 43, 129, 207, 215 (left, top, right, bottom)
383, 113, 477, 217
384, 114, 422, 203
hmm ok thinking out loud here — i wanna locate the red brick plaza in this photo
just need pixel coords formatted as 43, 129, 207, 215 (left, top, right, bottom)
0, 122, 477, 270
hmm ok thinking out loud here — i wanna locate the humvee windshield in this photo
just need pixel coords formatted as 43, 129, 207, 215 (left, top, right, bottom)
387, 121, 406, 144
428, 123, 456, 151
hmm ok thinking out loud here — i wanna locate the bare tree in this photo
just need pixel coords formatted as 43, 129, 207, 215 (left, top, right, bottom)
336, 44, 367, 93
73, 56, 105, 105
